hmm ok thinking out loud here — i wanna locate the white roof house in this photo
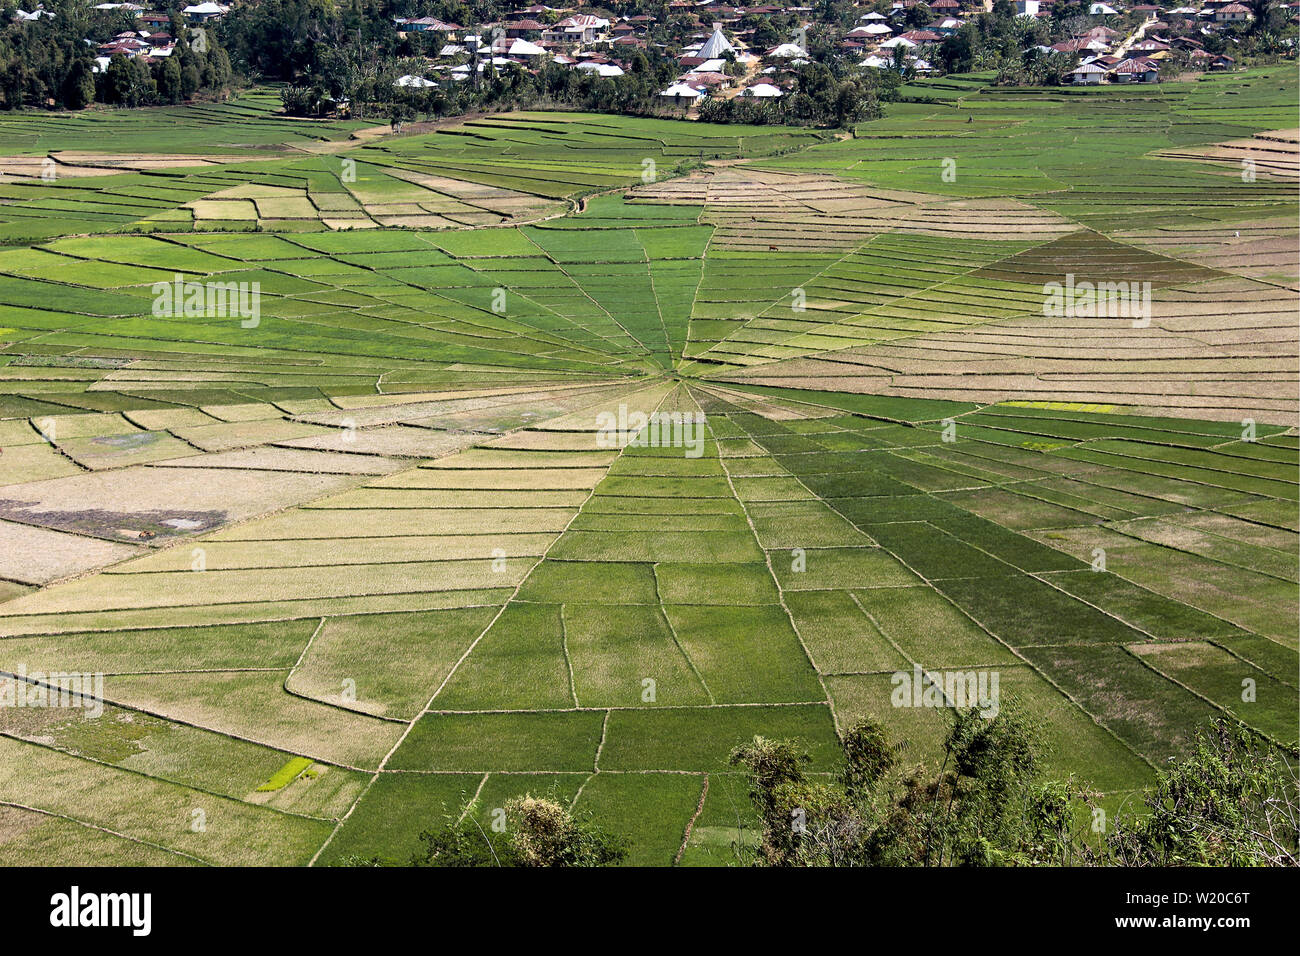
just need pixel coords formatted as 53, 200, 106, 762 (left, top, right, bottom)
741, 82, 784, 97
766, 43, 807, 58
182, 2, 228, 16
660, 82, 705, 99
394, 74, 437, 88
1088, 3, 1118, 13
557, 14, 609, 28
508, 38, 546, 56
575, 61, 624, 76
879, 37, 917, 49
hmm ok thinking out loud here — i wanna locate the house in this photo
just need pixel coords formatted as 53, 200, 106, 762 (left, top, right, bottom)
504, 19, 545, 38
394, 74, 437, 88
1214, 3, 1252, 21
1129, 38, 1171, 54
181, 2, 227, 22
678, 71, 731, 89
575, 60, 624, 76
398, 17, 459, 34
1070, 61, 1109, 84
659, 82, 706, 102
1209, 54, 1236, 69
1052, 38, 1108, 54
898, 29, 942, 44
1111, 56, 1160, 82
553, 14, 609, 44
1014, 0, 1040, 16
1088, 3, 1118, 13
508, 38, 546, 58
740, 82, 784, 97
765, 42, 808, 58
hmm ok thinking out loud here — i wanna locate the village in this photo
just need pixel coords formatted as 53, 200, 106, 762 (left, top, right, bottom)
8, 0, 1294, 112
389, 1, 1279, 96
386, 0, 1292, 96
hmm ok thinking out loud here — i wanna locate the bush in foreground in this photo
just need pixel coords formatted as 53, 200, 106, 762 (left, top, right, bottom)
730, 712, 1298, 867
409, 796, 626, 868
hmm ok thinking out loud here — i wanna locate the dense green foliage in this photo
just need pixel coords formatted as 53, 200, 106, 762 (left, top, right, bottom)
731, 715, 1299, 867
699, 63, 898, 127
730, 705, 1086, 866
0, 0, 232, 109
1107, 721, 1299, 867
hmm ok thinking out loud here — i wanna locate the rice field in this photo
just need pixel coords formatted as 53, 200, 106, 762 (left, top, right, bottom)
0, 71, 1295, 866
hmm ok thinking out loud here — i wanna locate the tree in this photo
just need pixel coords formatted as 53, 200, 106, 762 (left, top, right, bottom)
178, 50, 201, 100
1107, 720, 1298, 867
406, 795, 627, 868
104, 54, 135, 105
61, 58, 95, 110
732, 712, 1298, 867
1246, 0, 1284, 34
731, 704, 1104, 867
157, 57, 183, 104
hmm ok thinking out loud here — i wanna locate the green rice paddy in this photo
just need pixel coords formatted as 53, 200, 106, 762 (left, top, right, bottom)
0, 71, 1294, 866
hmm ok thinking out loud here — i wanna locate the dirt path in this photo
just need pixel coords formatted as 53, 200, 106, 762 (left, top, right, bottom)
1113, 14, 1158, 60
